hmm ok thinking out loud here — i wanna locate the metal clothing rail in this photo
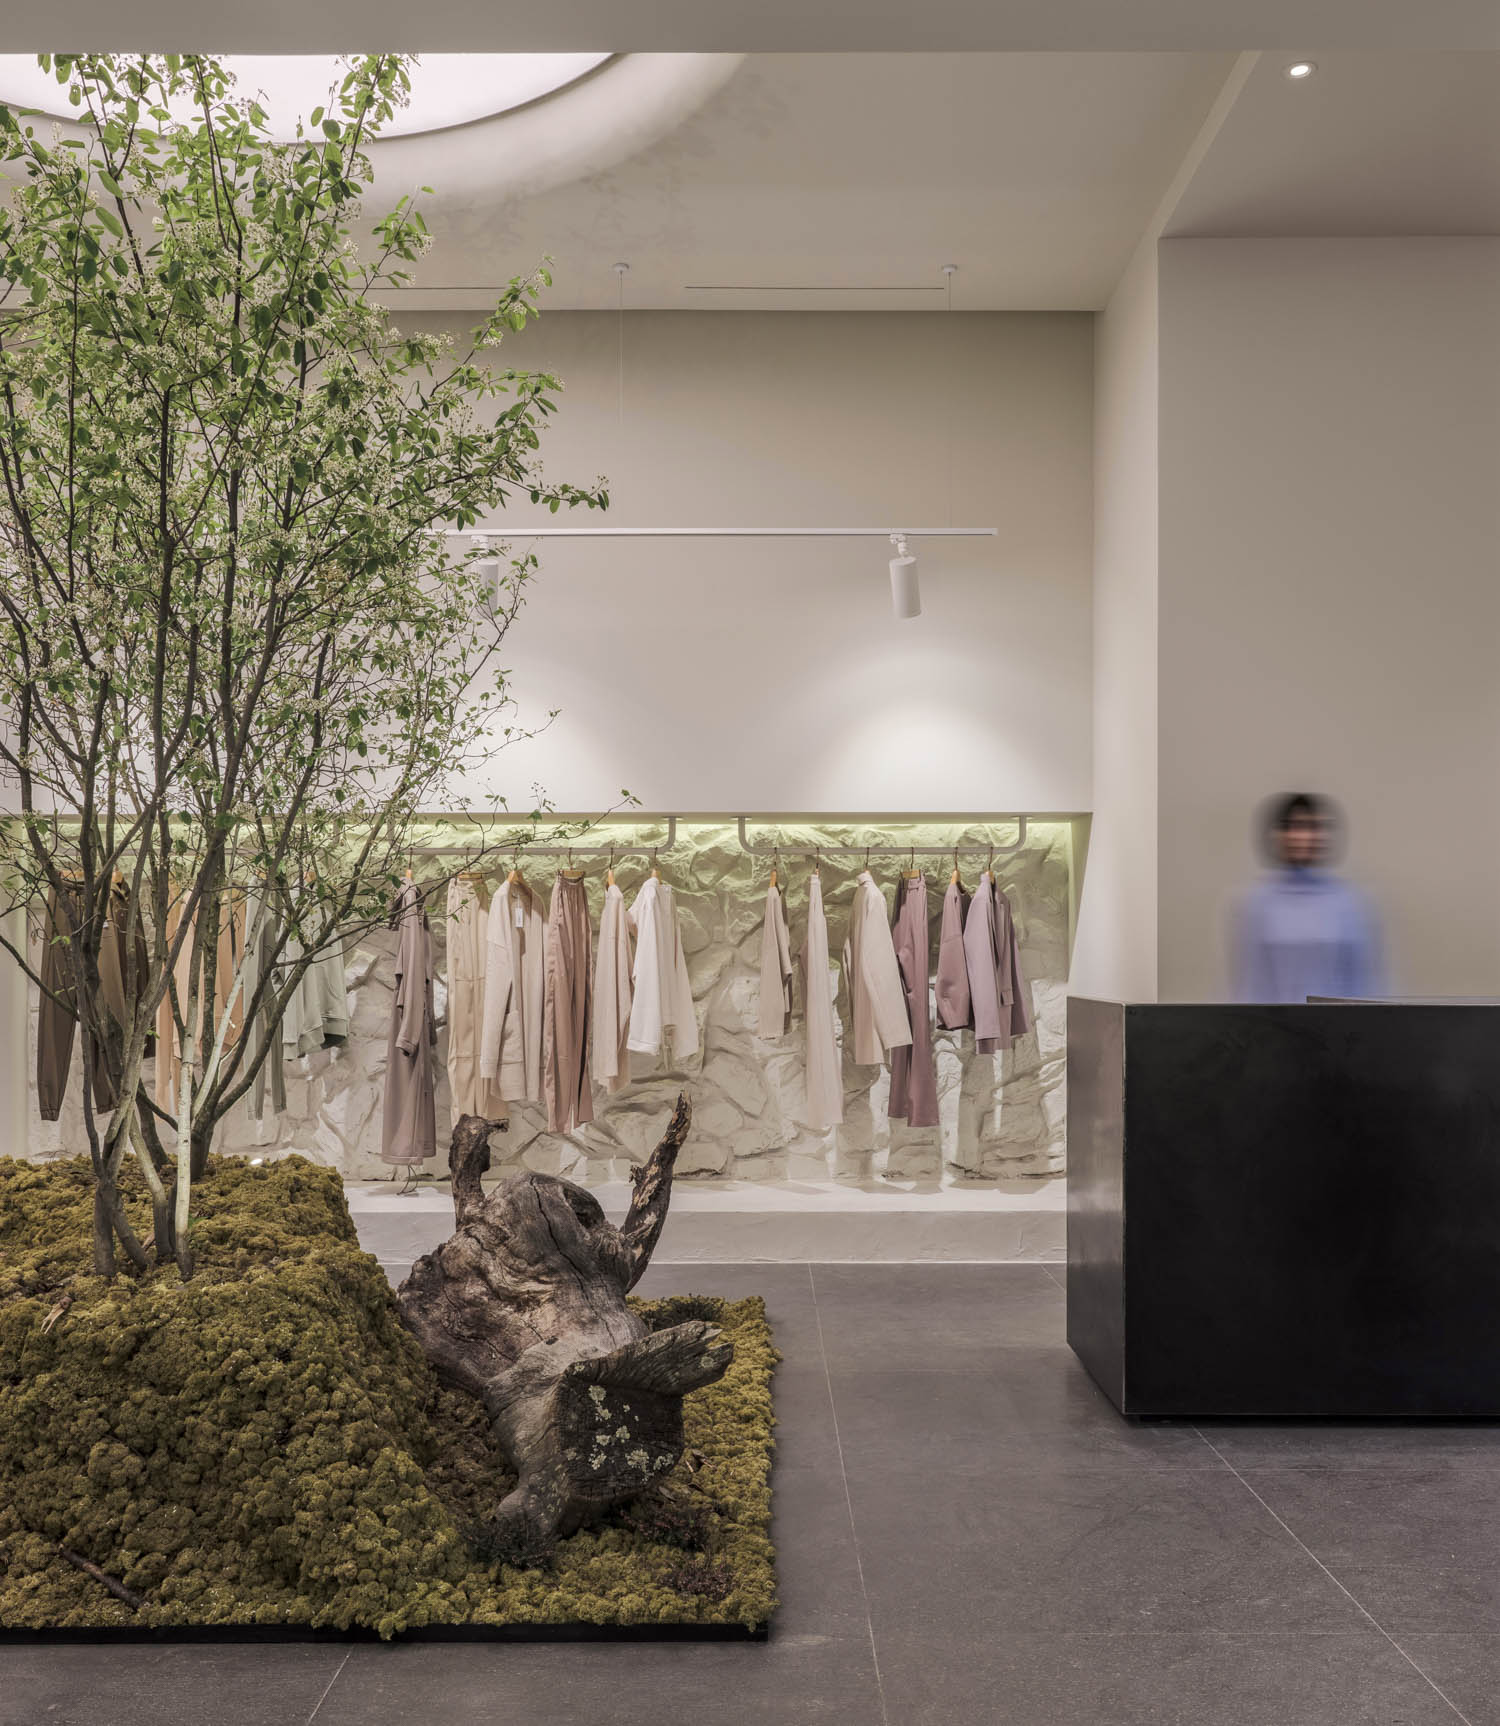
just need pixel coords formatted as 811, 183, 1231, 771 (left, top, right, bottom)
406, 814, 1031, 865
735, 814, 1028, 859
439, 528, 997, 540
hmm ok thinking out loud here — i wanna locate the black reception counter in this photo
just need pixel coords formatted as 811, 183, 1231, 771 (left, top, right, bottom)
1066, 998, 1500, 1417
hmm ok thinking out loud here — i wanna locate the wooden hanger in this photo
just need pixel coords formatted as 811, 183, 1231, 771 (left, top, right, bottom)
562, 846, 586, 882
769, 846, 780, 891
902, 843, 921, 881
606, 845, 616, 889
650, 846, 660, 880
950, 844, 962, 887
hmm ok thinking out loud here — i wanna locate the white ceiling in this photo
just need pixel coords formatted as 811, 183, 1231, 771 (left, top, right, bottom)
372, 53, 1237, 312
6, 0, 1498, 52
1165, 53, 1500, 237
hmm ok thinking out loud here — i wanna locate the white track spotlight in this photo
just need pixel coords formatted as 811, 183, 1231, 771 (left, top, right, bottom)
889, 533, 921, 619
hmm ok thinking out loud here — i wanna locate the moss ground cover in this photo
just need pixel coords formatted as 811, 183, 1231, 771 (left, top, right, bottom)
0, 1156, 776, 1636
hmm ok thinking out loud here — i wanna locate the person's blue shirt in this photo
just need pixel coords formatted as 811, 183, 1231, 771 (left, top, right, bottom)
1234, 868, 1384, 1004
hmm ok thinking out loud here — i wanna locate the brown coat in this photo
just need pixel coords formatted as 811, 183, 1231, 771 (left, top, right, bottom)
964, 872, 1033, 1054
889, 873, 938, 1127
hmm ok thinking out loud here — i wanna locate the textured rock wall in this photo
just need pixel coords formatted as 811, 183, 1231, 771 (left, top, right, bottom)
24, 822, 1071, 1186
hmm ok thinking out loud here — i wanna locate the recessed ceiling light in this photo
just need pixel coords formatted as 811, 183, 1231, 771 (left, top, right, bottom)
1285, 61, 1317, 80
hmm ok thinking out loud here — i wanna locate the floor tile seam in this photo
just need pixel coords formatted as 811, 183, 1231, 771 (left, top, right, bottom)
1212, 1459, 1500, 1477
303, 1648, 352, 1724
808, 1262, 892, 1726
1192, 1427, 1477, 1726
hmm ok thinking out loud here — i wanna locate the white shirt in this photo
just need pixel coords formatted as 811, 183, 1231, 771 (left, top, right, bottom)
626, 876, 699, 1061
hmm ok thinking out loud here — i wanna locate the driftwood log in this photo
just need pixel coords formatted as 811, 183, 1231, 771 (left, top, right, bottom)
396, 1094, 732, 1546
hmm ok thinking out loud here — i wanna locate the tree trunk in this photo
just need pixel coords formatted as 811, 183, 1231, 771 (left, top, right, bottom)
396, 1095, 732, 1548
189, 1124, 212, 1182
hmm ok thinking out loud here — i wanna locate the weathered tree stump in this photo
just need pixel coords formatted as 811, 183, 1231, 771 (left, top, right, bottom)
396, 1095, 732, 1546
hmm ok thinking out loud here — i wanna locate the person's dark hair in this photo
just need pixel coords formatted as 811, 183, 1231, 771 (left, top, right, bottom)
1272, 792, 1324, 831
1256, 791, 1345, 865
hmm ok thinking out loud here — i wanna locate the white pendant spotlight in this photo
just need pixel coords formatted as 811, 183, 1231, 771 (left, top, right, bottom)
889, 533, 921, 620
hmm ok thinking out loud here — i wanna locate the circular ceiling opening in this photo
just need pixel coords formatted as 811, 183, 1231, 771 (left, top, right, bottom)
0, 54, 613, 140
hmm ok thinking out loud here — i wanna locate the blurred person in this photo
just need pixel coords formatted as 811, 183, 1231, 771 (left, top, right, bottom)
1233, 792, 1384, 1003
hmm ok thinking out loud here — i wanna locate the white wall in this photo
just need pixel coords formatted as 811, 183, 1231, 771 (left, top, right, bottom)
414, 311, 1094, 816
1157, 238, 1500, 1000
1068, 239, 1160, 1001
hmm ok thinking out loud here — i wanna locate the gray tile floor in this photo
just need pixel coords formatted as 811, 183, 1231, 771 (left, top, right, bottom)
6, 1262, 1500, 1725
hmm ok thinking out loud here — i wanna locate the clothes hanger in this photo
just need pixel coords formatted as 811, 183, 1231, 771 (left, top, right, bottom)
651, 846, 661, 881
813, 847, 821, 879
769, 845, 780, 891
950, 844, 962, 887
903, 842, 921, 881
563, 846, 586, 882
507, 844, 521, 887
606, 844, 616, 889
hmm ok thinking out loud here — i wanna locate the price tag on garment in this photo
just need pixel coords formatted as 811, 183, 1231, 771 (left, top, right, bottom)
515, 901, 525, 929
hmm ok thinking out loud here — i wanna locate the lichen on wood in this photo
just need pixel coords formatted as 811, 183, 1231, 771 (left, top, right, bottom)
397, 1096, 736, 1548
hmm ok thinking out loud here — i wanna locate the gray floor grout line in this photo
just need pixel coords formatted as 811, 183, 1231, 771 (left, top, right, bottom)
808, 1263, 891, 1726
1192, 1429, 1476, 1726
305, 1649, 352, 1724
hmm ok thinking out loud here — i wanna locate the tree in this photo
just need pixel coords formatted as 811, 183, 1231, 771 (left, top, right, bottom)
0, 54, 603, 1277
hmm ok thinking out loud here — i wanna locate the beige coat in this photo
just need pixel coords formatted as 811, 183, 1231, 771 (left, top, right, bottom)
156, 888, 250, 1113
480, 876, 546, 1104
841, 871, 912, 1066
757, 882, 793, 1038
446, 876, 507, 1121
799, 873, 843, 1130
593, 880, 634, 1095
542, 874, 593, 1133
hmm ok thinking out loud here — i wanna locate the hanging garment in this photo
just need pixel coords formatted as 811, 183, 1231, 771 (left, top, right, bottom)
757, 881, 794, 1038
799, 872, 843, 1130
156, 888, 249, 1113
593, 880, 634, 1095
889, 873, 939, 1128
445, 876, 507, 1121
841, 870, 912, 1066
627, 876, 699, 1063
36, 878, 138, 1121
382, 881, 437, 1164
542, 873, 594, 1134
281, 917, 349, 1061
244, 884, 287, 1121
964, 872, 1034, 1054
480, 875, 546, 1104
935, 877, 973, 1032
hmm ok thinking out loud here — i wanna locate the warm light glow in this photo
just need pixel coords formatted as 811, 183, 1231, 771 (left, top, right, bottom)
1285, 61, 1317, 80
0, 54, 612, 140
